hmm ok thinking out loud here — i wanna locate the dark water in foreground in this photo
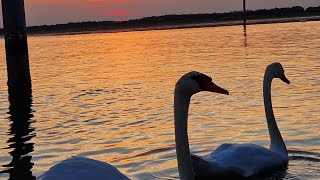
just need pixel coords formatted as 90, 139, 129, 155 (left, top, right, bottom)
0, 21, 319, 179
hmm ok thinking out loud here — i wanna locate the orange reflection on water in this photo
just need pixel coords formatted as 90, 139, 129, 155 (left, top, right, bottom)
0, 21, 319, 179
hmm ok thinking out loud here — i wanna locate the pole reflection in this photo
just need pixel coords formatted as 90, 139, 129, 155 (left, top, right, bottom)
2, 86, 35, 180
243, 28, 248, 48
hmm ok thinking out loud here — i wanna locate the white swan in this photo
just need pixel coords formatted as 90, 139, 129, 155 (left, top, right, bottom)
174, 63, 290, 180
37, 156, 129, 180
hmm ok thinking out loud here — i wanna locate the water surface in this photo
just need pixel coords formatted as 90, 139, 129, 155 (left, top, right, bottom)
0, 21, 319, 179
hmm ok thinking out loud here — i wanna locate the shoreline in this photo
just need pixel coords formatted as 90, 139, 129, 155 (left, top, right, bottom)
12, 16, 320, 37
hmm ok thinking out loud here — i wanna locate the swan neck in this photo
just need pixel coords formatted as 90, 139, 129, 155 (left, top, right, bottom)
263, 73, 275, 121
174, 91, 195, 180
263, 70, 287, 157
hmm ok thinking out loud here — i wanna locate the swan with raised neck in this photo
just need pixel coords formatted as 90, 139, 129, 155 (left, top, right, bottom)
264, 62, 290, 159
174, 71, 229, 180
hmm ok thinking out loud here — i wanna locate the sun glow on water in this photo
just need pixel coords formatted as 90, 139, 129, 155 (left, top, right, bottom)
0, 21, 319, 179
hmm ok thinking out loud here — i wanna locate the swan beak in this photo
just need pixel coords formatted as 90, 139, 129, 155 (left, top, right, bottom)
280, 75, 290, 84
204, 82, 229, 95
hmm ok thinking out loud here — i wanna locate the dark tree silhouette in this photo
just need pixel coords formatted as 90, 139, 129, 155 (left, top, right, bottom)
0, 5, 319, 35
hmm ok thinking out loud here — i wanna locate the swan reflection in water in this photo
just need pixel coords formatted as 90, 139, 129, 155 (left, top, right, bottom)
1, 87, 35, 180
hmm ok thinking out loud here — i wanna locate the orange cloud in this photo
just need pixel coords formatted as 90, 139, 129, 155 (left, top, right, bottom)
87, 0, 104, 2
87, 0, 140, 2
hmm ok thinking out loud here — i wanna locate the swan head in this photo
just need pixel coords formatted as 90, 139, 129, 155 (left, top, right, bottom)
267, 62, 290, 84
175, 71, 229, 97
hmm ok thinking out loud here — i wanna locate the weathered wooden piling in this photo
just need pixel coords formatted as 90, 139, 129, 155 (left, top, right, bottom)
1, 1, 34, 177
1, 0, 31, 93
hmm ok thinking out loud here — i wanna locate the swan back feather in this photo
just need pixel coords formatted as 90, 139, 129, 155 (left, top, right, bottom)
37, 157, 129, 180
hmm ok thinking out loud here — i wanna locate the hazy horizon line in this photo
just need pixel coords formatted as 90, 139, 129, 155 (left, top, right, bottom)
17, 5, 318, 28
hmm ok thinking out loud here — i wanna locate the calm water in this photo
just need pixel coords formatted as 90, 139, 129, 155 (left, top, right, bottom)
0, 21, 319, 179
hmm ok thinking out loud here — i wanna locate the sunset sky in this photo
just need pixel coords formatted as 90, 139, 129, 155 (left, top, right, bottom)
0, 0, 319, 26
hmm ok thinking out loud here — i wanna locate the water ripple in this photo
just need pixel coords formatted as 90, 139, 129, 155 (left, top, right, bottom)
0, 21, 319, 179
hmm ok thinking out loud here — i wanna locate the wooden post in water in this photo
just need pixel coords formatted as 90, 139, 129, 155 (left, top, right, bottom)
1, 0, 31, 94
243, 0, 247, 35
1, 1, 34, 177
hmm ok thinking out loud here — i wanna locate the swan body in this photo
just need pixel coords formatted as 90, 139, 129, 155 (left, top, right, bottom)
174, 63, 290, 180
37, 157, 129, 180
191, 143, 287, 177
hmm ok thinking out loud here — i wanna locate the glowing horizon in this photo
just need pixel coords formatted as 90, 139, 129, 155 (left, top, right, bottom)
0, 0, 319, 27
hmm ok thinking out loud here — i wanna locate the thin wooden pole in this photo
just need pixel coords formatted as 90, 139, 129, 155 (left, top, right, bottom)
243, 0, 247, 36
243, 0, 246, 27
1, 0, 31, 93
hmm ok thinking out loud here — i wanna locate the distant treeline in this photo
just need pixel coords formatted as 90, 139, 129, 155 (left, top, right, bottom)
0, 5, 320, 35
